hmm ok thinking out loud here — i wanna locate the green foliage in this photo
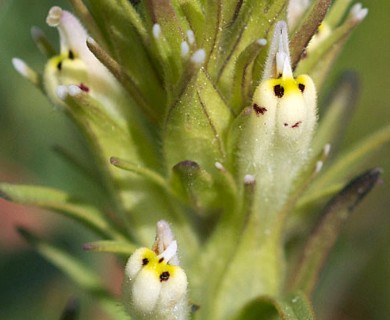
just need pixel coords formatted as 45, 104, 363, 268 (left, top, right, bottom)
2, 0, 388, 319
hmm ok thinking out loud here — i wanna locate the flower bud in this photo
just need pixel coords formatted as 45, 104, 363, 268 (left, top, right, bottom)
234, 21, 317, 208
123, 221, 188, 320
43, 6, 125, 120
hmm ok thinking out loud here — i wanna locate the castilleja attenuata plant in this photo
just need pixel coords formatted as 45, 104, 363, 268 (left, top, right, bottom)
4, 0, 389, 319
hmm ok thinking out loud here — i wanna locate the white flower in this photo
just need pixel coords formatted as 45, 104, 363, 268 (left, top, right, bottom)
235, 21, 317, 208
43, 6, 126, 120
123, 220, 188, 320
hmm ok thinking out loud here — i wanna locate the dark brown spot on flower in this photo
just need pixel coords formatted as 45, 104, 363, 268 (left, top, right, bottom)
298, 83, 305, 93
160, 271, 170, 282
274, 84, 284, 98
292, 121, 302, 128
284, 123, 288, 127
158, 257, 164, 263
57, 61, 62, 71
142, 258, 149, 266
78, 83, 90, 92
253, 103, 267, 115
68, 50, 75, 60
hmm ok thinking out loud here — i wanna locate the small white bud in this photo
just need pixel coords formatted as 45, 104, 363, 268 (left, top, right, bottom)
323, 143, 331, 157
186, 29, 195, 45
315, 160, 323, 173
244, 174, 255, 185
349, 3, 368, 22
215, 162, 225, 171
190, 48, 206, 65
67, 84, 82, 96
152, 23, 161, 39
256, 38, 267, 46
180, 41, 190, 58
86, 36, 96, 46
12, 58, 39, 86
123, 221, 188, 320
56, 85, 68, 100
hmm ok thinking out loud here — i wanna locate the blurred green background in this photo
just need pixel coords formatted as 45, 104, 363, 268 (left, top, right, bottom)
0, 0, 389, 319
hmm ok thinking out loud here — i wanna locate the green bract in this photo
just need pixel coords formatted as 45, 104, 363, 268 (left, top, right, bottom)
6, 0, 389, 319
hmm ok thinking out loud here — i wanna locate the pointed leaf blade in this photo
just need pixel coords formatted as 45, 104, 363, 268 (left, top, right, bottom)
289, 168, 382, 294
18, 228, 128, 320
0, 183, 126, 241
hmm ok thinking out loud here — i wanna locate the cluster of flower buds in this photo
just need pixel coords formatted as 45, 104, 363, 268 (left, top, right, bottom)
123, 221, 188, 320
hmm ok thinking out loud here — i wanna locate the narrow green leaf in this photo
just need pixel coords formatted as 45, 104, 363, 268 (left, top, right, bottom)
87, 0, 165, 114
202, 0, 222, 63
0, 183, 126, 242
177, 0, 205, 41
147, 21, 182, 91
289, 0, 332, 68
116, 0, 148, 40
288, 168, 382, 294
301, 125, 390, 205
313, 71, 360, 153
325, 0, 354, 28
83, 240, 135, 256
296, 14, 367, 87
18, 228, 128, 320
86, 39, 160, 123
110, 157, 168, 192
229, 39, 267, 112
215, 1, 286, 91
